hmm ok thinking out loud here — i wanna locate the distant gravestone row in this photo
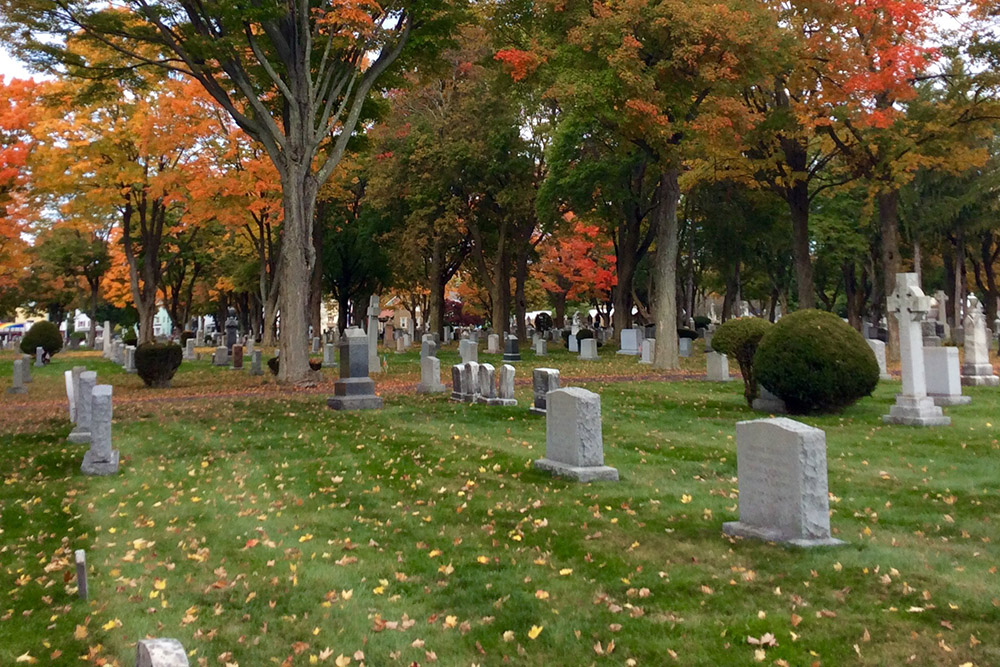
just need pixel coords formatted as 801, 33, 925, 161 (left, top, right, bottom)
450, 361, 517, 406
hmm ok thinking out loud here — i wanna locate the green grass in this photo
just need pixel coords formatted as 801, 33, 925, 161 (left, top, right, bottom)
1, 352, 998, 666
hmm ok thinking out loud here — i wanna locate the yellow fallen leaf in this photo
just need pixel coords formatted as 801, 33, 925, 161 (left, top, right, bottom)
502, 631, 515, 642
528, 625, 543, 639
681, 494, 692, 504
101, 618, 121, 631
154, 578, 167, 590
15, 652, 37, 664
444, 615, 457, 628
335, 654, 351, 667
73, 625, 88, 640
559, 568, 573, 576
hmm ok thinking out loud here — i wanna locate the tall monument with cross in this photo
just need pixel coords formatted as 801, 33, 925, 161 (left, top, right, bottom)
367, 294, 382, 374
883, 273, 950, 426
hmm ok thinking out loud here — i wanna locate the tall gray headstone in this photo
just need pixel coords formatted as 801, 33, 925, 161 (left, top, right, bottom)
102, 320, 112, 358
69, 371, 97, 443
534, 387, 618, 482
136, 638, 189, 667
125, 345, 137, 373
497, 364, 517, 406
723, 418, 844, 547
865, 339, 890, 381
487, 334, 500, 354
7, 359, 27, 394
534, 338, 547, 356
34, 345, 45, 367
679, 337, 692, 358
183, 338, 196, 361
323, 343, 336, 368
81, 384, 119, 475
459, 339, 478, 364
367, 295, 382, 374
639, 338, 654, 365
475, 363, 496, 403
579, 338, 598, 361
961, 295, 998, 386
71, 366, 85, 421
327, 327, 383, 410
250, 350, 263, 376
64, 370, 75, 419
21, 354, 32, 383
311, 336, 321, 353
417, 355, 446, 394
706, 351, 730, 382
618, 329, 640, 355
420, 334, 438, 359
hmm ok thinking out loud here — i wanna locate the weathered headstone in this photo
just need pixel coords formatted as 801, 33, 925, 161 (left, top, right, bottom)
195, 328, 205, 347
417, 355, 446, 394
487, 334, 500, 354
136, 638, 189, 667
323, 343, 336, 368
213, 346, 228, 367
81, 384, 119, 475
395, 336, 406, 354
722, 418, 844, 547
311, 336, 321, 353
618, 329, 640, 355
327, 328, 383, 410
497, 364, 517, 406
883, 273, 950, 426
20, 354, 31, 383
231, 344, 244, 370
250, 350, 263, 376
443, 326, 453, 343
459, 339, 478, 364
102, 320, 112, 358
639, 338, 655, 365
706, 351, 730, 382
961, 295, 998, 386
579, 338, 598, 361
475, 363, 497, 403
69, 371, 97, 443
7, 359, 27, 394
367, 295, 382, 374
34, 345, 45, 367
534, 338, 547, 356
225, 308, 239, 352
124, 345, 137, 374
924, 347, 970, 406
503, 336, 522, 362
860, 339, 889, 381
752, 385, 787, 414
568, 332, 579, 353
384, 323, 394, 346
75, 549, 87, 600
529, 368, 560, 416
921, 320, 941, 347
71, 367, 84, 420
420, 334, 438, 359
65, 370, 75, 419
679, 337, 692, 358
534, 387, 618, 482
183, 338, 196, 361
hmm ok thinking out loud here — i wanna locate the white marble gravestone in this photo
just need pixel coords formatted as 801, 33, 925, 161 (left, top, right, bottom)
136, 638, 189, 667
81, 384, 119, 475
883, 273, 950, 426
579, 338, 599, 361
924, 347, 970, 406
961, 295, 998, 386
534, 338, 547, 356
618, 329, 640, 355
639, 338, 655, 365
534, 387, 618, 482
865, 339, 890, 380
487, 333, 500, 354
323, 343, 336, 368
722, 418, 843, 547
706, 351, 730, 382
459, 339, 478, 364
418, 355, 446, 394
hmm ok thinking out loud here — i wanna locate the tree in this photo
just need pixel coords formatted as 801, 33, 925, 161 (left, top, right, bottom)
0, 77, 37, 317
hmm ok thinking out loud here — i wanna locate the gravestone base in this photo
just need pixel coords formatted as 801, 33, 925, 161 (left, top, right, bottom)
960, 364, 999, 387
326, 377, 383, 411
528, 406, 547, 416
929, 393, 972, 407
533, 458, 619, 482
68, 429, 91, 444
417, 381, 447, 394
475, 396, 517, 407
722, 521, 845, 548
81, 449, 119, 476
6, 385, 26, 395
752, 387, 787, 414
883, 395, 950, 426
450, 391, 475, 403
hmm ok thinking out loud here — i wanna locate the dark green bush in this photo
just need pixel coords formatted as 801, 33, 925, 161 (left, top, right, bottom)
754, 309, 878, 414
135, 343, 182, 388
70, 331, 87, 342
122, 329, 138, 346
20, 320, 63, 358
534, 312, 553, 332
576, 329, 594, 340
677, 328, 698, 340
693, 315, 711, 330
711, 317, 773, 406
180, 330, 195, 346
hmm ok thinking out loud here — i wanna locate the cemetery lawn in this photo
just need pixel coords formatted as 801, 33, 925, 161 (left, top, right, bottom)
2, 356, 999, 665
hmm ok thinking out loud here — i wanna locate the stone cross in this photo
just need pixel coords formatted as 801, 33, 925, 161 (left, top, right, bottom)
75, 549, 87, 600
722, 417, 844, 547
81, 384, 119, 475
327, 327, 383, 410
7, 359, 27, 394
529, 368, 560, 416
961, 295, 999, 386
69, 371, 97, 443
883, 273, 950, 426
367, 295, 382, 374
136, 638, 190, 667
534, 387, 618, 482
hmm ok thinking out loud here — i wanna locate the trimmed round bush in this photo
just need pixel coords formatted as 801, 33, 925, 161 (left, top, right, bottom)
677, 328, 698, 340
711, 317, 773, 406
576, 329, 594, 340
135, 343, 182, 388
180, 330, 195, 346
693, 315, 711, 330
20, 320, 63, 358
534, 312, 553, 332
122, 329, 138, 346
754, 309, 878, 414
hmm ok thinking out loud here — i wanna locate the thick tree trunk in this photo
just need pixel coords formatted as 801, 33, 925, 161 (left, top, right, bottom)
954, 230, 965, 329
653, 169, 681, 370
612, 256, 636, 341
843, 261, 861, 330
309, 203, 324, 337
515, 247, 528, 340
878, 189, 901, 360
276, 165, 318, 384
429, 244, 446, 339
789, 186, 814, 309
552, 292, 567, 329
88, 282, 99, 348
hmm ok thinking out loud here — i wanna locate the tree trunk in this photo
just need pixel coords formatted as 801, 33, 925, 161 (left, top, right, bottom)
878, 189, 901, 360
612, 254, 636, 342
309, 202, 325, 337
652, 169, 681, 370
552, 291, 567, 329
789, 186, 815, 309
954, 229, 965, 330
843, 261, 861, 330
87, 282, 99, 348
515, 246, 528, 340
429, 243, 446, 339
276, 165, 318, 384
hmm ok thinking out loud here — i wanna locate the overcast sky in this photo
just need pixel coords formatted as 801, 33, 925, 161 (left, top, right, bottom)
0, 46, 35, 81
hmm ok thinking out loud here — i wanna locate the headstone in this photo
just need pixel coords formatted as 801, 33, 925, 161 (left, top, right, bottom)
921, 320, 941, 347
529, 368, 560, 416
579, 338, 598, 361
65, 370, 75, 419
752, 385, 787, 414
103, 320, 112, 358
231, 344, 244, 370
459, 339, 478, 364
75, 549, 87, 600
245, 337, 255, 356
639, 338, 655, 365
7, 359, 27, 394
475, 363, 497, 404
497, 364, 517, 406
618, 329, 640, 355
487, 333, 500, 354
124, 345, 137, 374
568, 333, 579, 353
534, 387, 618, 482
503, 336, 522, 362
311, 336, 321, 353
81, 384, 119, 475
953, 326, 965, 346
326, 327, 383, 410
34, 345, 44, 367
225, 308, 239, 352
69, 371, 97, 443
534, 338, 547, 356
883, 273, 950, 426
450, 364, 463, 401
213, 346, 228, 366
20, 354, 31, 383
250, 350, 263, 376
934, 289, 949, 324
323, 343, 336, 368
865, 339, 890, 381
195, 328, 205, 347
704, 331, 714, 352
961, 295, 999, 386
924, 347, 970, 406
396, 336, 406, 354
384, 323, 394, 346
184, 338, 196, 361
417, 355, 446, 394
444, 326, 453, 343
679, 337, 692, 358
706, 351, 730, 382
367, 295, 382, 374
722, 418, 844, 547
136, 638, 190, 667
420, 334, 438, 359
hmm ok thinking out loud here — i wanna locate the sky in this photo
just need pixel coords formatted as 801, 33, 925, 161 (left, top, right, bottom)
0, 45, 37, 81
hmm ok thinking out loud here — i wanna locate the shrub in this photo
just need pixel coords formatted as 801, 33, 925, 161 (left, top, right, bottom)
754, 309, 878, 414
70, 331, 87, 342
711, 317, 773, 406
693, 315, 711, 330
122, 329, 138, 346
534, 312, 553, 332
180, 330, 195, 346
576, 329, 594, 340
135, 343, 182, 388
20, 320, 63, 358
677, 328, 699, 340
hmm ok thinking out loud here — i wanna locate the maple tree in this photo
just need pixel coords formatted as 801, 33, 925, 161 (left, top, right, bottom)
0, 77, 38, 317
535, 216, 617, 325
